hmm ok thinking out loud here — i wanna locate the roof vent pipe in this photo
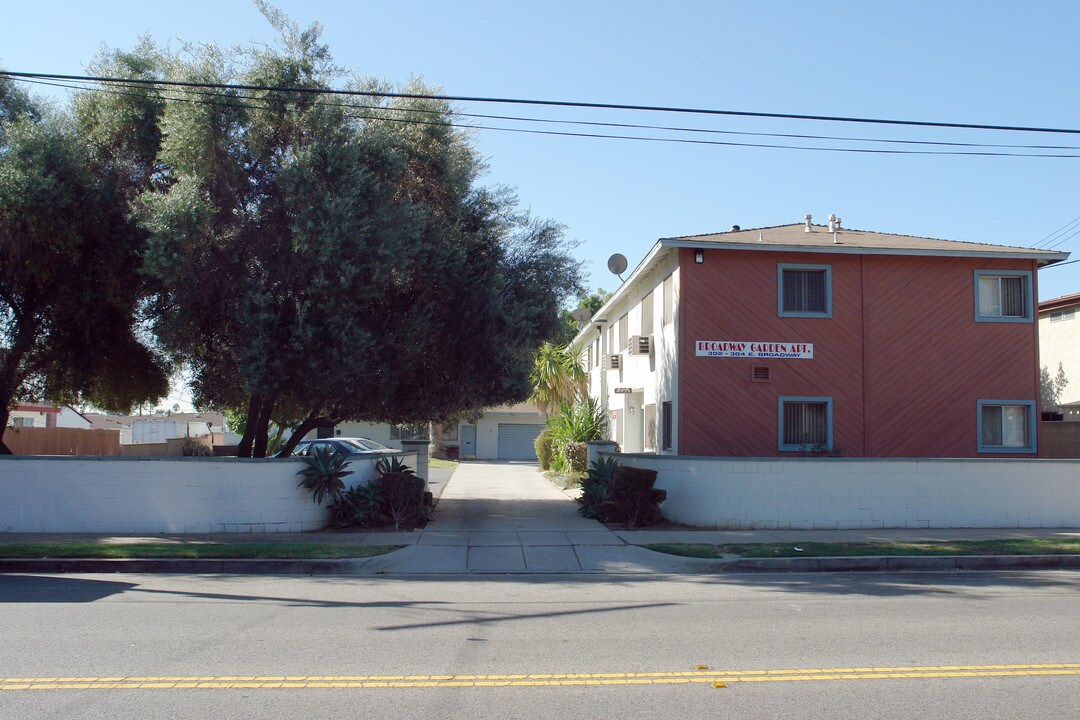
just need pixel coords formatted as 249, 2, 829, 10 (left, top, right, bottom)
805, 214, 812, 232
827, 213, 837, 233
730, 224, 741, 232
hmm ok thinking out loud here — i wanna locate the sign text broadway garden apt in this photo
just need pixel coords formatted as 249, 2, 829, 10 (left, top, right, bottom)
696, 341, 813, 359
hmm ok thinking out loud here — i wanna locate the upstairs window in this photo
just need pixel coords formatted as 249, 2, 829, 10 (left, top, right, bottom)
1049, 308, 1075, 323
977, 400, 1035, 453
778, 396, 833, 451
975, 270, 1032, 322
778, 264, 831, 318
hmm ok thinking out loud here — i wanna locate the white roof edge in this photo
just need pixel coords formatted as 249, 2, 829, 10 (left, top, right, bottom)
661, 238, 1069, 265
571, 241, 665, 347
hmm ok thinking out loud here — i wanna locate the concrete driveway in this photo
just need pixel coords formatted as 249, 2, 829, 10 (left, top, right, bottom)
367, 461, 684, 574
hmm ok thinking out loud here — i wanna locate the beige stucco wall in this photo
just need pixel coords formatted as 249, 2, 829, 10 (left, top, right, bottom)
1039, 309, 1080, 407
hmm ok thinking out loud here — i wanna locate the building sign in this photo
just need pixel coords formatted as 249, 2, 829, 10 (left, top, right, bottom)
614, 387, 633, 394
695, 340, 813, 359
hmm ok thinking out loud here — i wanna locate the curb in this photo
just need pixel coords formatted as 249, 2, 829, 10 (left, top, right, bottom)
0, 557, 381, 575
2, 553, 1080, 575
693, 554, 1080, 573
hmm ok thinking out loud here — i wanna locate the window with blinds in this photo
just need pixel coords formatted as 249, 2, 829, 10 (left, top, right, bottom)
778, 264, 831, 317
778, 397, 832, 451
977, 400, 1035, 453
975, 271, 1032, 322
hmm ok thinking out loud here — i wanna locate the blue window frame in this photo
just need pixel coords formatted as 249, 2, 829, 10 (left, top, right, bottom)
976, 400, 1036, 453
778, 264, 832, 318
778, 396, 833, 452
974, 270, 1033, 323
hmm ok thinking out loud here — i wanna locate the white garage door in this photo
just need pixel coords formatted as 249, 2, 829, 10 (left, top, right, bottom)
497, 424, 546, 460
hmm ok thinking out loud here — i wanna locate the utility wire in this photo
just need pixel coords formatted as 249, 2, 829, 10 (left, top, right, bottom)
1042, 224, 1080, 251
1041, 257, 1080, 270
1032, 214, 1080, 248
19, 75, 1080, 152
5, 69, 1080, 137
11, 76, 1080, 159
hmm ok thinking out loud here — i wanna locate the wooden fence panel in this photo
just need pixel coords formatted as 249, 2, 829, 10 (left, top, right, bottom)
3, 427, 121, 456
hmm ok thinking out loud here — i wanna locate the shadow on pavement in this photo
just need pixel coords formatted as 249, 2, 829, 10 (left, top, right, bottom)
0, 574, 137, 603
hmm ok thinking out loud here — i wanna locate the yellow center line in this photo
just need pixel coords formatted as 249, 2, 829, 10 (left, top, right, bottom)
2, 664, 1080, 691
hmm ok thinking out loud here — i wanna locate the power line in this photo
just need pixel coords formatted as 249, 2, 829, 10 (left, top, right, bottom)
5, 69, 1080, 137
23, 75, 1080, 153
1041, 257, 1080, 270
11, 76, 1080, 159
1042, 224, 1080, 251
1032, 214, 1080, 248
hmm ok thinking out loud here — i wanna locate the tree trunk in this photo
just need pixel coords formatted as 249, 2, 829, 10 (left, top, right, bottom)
429, 421, 444, 459
0, 326, 32, 456
278, 410, 324, 457
251, 395, 276, 458
236, 395, 261, 458
0, 405, 12, 455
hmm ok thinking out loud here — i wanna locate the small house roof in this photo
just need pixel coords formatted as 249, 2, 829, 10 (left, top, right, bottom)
1039, 291, 1080, 314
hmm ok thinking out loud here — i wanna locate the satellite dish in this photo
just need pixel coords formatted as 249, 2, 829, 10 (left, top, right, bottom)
607, 253, 628, 281
571, 307, 592, 327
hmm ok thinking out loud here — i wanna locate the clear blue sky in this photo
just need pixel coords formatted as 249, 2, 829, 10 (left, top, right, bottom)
3, 1, 1079, 408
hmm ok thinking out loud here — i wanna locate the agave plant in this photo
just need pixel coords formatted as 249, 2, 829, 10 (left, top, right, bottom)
375, 455, 415, 477
297, 447, 353, 505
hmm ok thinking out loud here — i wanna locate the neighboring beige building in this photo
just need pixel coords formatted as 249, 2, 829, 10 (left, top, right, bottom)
328, 403, 549, 460
1038, 291, 1080, 418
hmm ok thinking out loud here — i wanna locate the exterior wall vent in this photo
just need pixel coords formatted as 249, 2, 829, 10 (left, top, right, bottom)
628, 335, 652, 356
751, 366, 771, 382
607, 354, 622, 370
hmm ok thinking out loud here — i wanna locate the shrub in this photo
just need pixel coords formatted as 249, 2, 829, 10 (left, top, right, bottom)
534, 429, 554, 470
376, 473, 428, 530
547, 398, 606, 471
577, 456, 618, 520
563, 441, 588, 473
328, 482, 383, 528
608, 466, 662, 528
182, 438, 212, 457
296, 447, 353, 505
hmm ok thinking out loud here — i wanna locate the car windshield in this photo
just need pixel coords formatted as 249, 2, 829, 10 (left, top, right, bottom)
344, 438, 390, 452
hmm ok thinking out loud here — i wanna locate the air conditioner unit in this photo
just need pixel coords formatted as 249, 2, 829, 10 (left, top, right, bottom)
628, 335, 652, 356
606, 354, 622, 370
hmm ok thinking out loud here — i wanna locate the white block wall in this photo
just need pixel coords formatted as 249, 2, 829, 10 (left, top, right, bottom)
609, 454, 1080, 529
0, 452, 414, 533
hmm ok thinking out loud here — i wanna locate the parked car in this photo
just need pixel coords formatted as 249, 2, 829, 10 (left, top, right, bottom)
280, 437, 397, 458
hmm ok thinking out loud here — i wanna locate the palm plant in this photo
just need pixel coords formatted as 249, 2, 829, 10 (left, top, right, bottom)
528, 342, 587, 414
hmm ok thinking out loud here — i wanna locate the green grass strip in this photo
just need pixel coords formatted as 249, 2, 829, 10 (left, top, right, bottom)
0, 543, 401, 560
428, 458, 459, 469
643, 538, 1080, 559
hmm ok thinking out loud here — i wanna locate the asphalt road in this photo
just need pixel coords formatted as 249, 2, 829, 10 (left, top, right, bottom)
2, 570, 1080, 719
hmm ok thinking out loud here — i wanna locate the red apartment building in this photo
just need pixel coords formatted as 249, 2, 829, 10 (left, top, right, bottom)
576, 216, 1068, 458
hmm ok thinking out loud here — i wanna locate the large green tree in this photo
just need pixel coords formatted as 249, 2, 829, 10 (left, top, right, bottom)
134, 4, 581, 456
0, 77, 169, 451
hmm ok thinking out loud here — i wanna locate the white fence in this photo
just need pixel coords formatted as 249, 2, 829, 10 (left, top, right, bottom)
0, 452, 415, 533
607, 454, 1080, 529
